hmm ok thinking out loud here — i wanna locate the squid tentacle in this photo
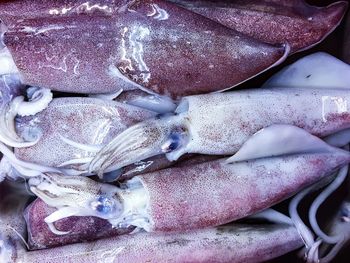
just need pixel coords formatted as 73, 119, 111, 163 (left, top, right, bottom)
89, 114, 186, 177
289, 185, 318, 250
309, 165, 349, 244
0, 90, 52, 148
59, 134, 103, 153
0, 97, 39, 148
289, 162, 350, 263
17, 87, 53, 117
249, 208, 293, 225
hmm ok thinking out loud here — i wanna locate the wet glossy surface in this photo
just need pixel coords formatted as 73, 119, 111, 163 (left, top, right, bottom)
2, 0, 286, 97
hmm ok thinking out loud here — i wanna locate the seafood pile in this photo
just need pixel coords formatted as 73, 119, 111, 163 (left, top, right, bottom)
1, 0, 350, 262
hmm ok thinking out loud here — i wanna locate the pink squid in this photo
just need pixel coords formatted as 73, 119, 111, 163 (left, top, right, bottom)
0, 0, 289, 97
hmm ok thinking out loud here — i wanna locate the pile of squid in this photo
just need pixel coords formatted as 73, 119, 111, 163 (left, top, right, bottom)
1, 0, 350, 262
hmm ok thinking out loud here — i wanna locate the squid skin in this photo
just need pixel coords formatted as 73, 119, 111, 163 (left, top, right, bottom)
24, 198, 133, 250
170, 0, 348, 53
16, 223, 303, 263
1, 0, 288, 97
14, 97, 156, 168
90, 86, 350, 173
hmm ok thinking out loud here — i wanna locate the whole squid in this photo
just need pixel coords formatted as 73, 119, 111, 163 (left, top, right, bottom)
170, 0, 348, 53
0, 0, 288, 97
28, 125, 350, 233
84, 52, 350, 174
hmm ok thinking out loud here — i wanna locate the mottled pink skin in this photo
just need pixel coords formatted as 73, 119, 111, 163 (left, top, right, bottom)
171, 0, 348, 53
2, 0, 286, 97
14, 97, 156, 167
139, 153, 350, 232
18, 223, 303, 263
24, 198, 133, 250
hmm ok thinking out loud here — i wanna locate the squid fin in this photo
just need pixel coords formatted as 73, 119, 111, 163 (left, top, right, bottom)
226, 124, 345, 164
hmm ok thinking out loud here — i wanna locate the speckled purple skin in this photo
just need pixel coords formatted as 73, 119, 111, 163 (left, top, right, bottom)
17, 223, 303, 263
138, 152, 350, 232
170, 0, 348, 53
1, 0, 286, 97
24, 198, 133, 250
14, 97, 156, 167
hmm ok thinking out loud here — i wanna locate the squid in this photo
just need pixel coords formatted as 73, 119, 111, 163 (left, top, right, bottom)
28, 125, 350, 233
24, 155, 221, 249
170, 0, 348, 53
0, 0, 288, 98
13, 223, 302, 263
81, 52, 350, 175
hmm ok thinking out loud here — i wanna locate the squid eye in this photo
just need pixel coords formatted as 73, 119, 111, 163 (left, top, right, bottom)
91, 196, 116, 215
162, 133, 181, 153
